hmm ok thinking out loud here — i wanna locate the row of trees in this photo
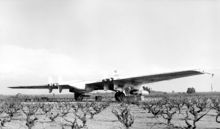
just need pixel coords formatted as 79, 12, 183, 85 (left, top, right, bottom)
0, 96, 220, 129
112, 96, 220, 129
138, 97, 220, 129
0, 101, 110, 129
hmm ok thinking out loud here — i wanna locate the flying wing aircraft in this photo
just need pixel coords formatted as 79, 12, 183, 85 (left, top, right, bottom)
9, 70, 205, 101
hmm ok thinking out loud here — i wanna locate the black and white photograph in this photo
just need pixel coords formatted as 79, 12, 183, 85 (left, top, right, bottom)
0, 0, 219, 129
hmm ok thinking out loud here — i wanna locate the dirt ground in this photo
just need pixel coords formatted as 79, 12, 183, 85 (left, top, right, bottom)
2, 103, 220, 129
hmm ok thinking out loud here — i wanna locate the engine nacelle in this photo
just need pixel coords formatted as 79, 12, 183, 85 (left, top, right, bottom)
102, 78, 114, 83
48, 83, 59, 93
102, 78, 114, 91
48, 84, 53, 93
58, 85, 63, 93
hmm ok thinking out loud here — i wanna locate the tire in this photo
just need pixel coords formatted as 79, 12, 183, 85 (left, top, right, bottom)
115, 91, 125, 102
95, 96, 102, 102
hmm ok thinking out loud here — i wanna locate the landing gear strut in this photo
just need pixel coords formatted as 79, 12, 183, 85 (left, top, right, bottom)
115, 91, 125, 102
74, 93, 83, 101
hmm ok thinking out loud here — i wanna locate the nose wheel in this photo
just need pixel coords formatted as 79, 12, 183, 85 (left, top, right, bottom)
115, 91, 125, 102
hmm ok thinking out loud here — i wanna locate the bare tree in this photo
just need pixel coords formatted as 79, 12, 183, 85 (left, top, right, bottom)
40, 103, 53, 114
160, 101, 177, 125
211, 98, 220, 123
57, 102, 72, 117
171, 97, 185, 114
0, 101, 21, 127
88, 102, 109, 119
112, 103, 134, 129
40, 103, 60, 122
183, 98, 210, 129
61, 103, 88, 129
21, 103, 39, 129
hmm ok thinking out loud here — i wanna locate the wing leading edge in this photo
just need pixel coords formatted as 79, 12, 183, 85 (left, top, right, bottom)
114, 70, 204, 85
86, 70, 204, 87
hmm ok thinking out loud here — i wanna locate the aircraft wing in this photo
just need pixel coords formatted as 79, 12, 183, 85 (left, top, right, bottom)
8, 84, 71, 89
8, 83, 87, 94
86, 70, 204, 89
113, 70, 204, 85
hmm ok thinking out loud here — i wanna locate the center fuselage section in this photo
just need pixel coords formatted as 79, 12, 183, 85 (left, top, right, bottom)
85, 78, 142, 94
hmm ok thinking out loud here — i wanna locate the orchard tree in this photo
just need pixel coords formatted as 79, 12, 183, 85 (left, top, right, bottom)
187, 87, 196, 94
21, 103, 39, 129
183, 98, 210, 129
112, 103, 134, 129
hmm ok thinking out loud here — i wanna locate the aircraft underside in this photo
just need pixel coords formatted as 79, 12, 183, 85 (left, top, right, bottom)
72, 90, 137, 102
70, 78, 141, 102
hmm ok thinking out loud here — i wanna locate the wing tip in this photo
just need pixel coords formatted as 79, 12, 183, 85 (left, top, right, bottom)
8, 87, 17, 89
193, 69, 214, 76
193, 69, 205, 73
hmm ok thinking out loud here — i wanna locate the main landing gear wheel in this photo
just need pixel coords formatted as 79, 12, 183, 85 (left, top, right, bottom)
95, 96, 102, 102
74, 93, 83, 101
115, 91, 125, 102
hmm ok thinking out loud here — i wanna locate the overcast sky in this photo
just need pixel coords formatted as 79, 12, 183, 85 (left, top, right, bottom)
0, 0, 219, 94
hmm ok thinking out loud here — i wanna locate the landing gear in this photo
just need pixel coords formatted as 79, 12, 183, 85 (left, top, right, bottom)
115, 91, 125, 102
95, 96, 102, 102
74, 93, 83, 101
